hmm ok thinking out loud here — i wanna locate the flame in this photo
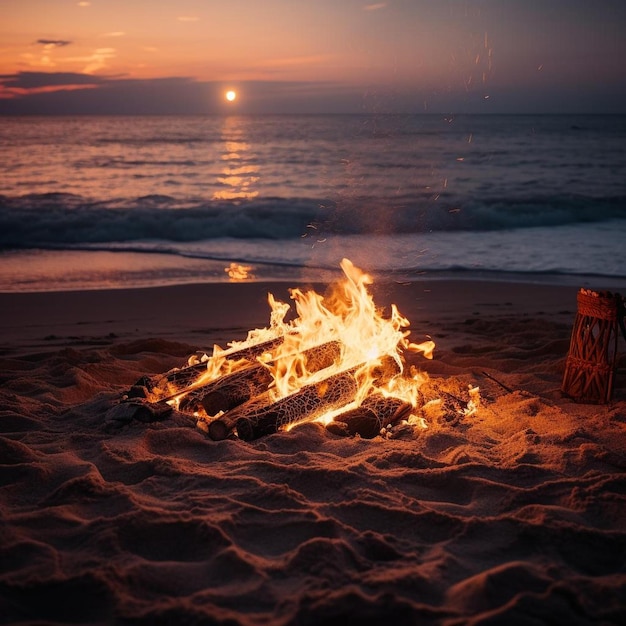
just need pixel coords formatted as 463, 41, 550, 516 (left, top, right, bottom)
261, 259, 433, 409
152, 258, 478, 437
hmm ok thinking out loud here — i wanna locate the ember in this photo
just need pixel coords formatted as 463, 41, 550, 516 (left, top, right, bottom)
125, 259, 478, 440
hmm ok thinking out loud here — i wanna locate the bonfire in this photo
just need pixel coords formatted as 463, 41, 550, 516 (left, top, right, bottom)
119, 259, 479, 439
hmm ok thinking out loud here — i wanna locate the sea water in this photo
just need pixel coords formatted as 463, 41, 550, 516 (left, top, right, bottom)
1, 114, 625, 291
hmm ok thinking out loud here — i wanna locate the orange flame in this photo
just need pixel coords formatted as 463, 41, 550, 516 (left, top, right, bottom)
262, 258, 433, 406
158, 258, 442, 433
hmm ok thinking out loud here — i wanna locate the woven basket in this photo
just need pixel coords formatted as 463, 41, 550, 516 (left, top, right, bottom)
561, 289, 622, 404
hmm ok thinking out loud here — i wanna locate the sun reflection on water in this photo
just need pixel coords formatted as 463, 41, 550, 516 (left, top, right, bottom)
212, 118, 260, 201
225, 262, 255, 282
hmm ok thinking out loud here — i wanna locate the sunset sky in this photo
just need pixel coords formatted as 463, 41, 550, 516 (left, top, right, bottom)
1, 0, 625, 114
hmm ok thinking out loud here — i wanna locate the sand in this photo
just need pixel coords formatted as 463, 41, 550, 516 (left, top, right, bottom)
1, 276, 625, 625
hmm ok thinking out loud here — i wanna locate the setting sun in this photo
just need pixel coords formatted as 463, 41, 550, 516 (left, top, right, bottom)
225, 90, 237, 102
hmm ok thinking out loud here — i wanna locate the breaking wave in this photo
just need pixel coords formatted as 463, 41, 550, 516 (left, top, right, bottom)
1, 193, 625, 250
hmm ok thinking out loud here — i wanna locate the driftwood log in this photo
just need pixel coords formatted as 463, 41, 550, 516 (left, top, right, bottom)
209, 356, 401, 441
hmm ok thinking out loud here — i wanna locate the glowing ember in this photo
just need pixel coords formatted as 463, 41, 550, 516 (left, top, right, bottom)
144, 258, 477, 440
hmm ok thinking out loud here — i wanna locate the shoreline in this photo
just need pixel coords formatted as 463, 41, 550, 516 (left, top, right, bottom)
1, 259, 625, 295
1, 275, 622, 357
2, 228, 626, 293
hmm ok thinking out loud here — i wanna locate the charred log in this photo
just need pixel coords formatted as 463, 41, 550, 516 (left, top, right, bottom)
177, 340, 342, 415
178, 367, 272, 415
208, 393, 270, 441
149, 334, 292, 391
235, 372, 358, 441
210, 355, 400, 442
331, 393, 414, 439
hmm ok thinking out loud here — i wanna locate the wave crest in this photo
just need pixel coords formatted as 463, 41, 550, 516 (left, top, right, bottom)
0, 193, 624, 249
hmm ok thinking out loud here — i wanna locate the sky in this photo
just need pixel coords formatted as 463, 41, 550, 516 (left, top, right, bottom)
1, 0, 625, 115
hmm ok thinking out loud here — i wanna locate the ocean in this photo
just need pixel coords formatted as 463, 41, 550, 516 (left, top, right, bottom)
1, 114, 625, 292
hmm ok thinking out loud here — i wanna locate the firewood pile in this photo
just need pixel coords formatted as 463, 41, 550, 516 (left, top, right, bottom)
108, 259, 479, 440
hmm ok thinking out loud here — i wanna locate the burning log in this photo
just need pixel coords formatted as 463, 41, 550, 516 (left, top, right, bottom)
179, 366, 272, 415
234, 371, 357, 441
328, 393, 414, 439
149, 334, 293, 391
210, 356, 401, 441
177, 341, 342, 415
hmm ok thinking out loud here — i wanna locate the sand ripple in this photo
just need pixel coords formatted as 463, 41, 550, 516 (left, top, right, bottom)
1, 312, 625, 625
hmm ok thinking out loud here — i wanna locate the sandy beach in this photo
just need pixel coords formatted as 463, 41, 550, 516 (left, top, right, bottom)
1, 276, 625, 625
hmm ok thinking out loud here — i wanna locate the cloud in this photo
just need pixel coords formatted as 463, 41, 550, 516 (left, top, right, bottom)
0, 71, 106, 89
77, 1, 91, 6
101, 32, 126, 38
36, 39, 72, 48
363, 3, 387, 10
0, 74, 213, 113
1, 69, 624, 115
177, 16, 200, 22
28, 40, 73, 70
0, 72, 364, 114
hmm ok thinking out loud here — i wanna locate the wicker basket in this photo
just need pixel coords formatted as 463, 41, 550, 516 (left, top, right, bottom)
561, 289, 623, 404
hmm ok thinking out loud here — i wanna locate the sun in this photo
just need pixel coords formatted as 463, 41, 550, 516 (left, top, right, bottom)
225, 90, 237, 102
